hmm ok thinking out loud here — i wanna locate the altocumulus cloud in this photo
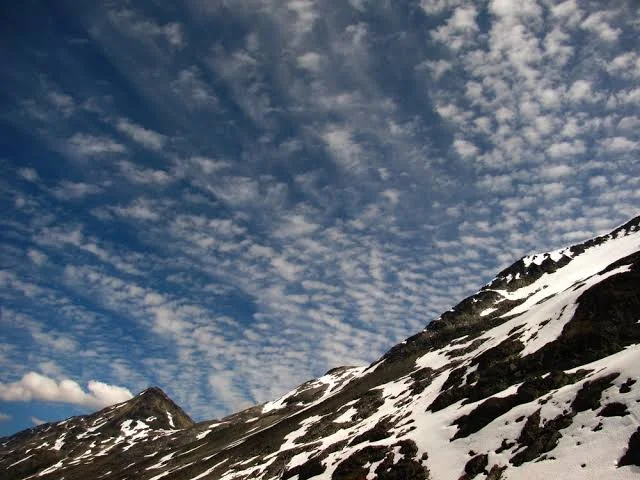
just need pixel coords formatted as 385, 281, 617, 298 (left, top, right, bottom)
0, 0, 639, 434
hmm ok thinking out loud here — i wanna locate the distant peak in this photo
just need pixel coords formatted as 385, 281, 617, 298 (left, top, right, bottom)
128, 386, 194, 429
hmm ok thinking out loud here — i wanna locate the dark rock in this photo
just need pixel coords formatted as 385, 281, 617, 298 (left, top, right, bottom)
332, 446, 388, 480
464, 454, 488, 477
572, 373, 620, 412
620, 378, 636, 394
510, 410, 573, 466
282, 457, 326, 480
349, 420, 392, 446
486, 464, 507, 480
598, 402, 629, 417
619, 427, 640, 467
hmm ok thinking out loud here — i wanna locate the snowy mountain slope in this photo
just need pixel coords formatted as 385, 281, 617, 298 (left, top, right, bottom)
2, 214, 640, 480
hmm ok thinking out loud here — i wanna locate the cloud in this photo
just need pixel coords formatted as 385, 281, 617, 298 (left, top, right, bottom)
31, 416, 46, 426
96, 198, 163, 221
322, 126, 363, 171
108, 8, 185, 49
0, 372, 132, 410
297, 52, 324, 72
27, 249, 48, 266
540, 164, 574, 179
51, 181, 104, 200
600, 136, 637, 153
66, 133, 127, 157
118, 161, 172, 185
580, 11, 620, 42
453, 138, 479, 159
547, 140, 586, 158
18, 168, 40, 182
0, 412, 10, 422
171, 66, 219, 107
116, 118, 167, 151
567, 80, 595, 103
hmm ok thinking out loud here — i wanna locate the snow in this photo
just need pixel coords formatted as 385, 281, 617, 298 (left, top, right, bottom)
333, 406, 358, 423
50, 433, 66, 451
166, 411, 175, 428
146, 452, 175, 470
494, 230, 639, 306
148, 471, 171, 480
415, 348, 452, 370
189, 458, 228, 480
480, 307, 498, 317
261, 366, 366, 414
472, 263, 634, 362
8, 454, 33, 468
522, 247, 572, 267
37, 459, 65, 476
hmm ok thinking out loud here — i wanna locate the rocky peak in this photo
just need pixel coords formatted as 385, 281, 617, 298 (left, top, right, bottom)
112, 386, 195, 431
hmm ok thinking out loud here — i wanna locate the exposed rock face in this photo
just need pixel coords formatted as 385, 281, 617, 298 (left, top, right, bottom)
2, 214, 640, 480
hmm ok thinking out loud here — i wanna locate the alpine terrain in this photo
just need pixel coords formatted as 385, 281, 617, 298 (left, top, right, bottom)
2, 214, 640, 480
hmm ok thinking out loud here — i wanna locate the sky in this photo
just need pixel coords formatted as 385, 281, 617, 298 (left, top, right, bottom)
0, 0, 639, 437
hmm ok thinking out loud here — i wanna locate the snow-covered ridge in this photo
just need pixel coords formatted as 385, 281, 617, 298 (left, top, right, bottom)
490, 215, 640, 288
261, 366, 366, 414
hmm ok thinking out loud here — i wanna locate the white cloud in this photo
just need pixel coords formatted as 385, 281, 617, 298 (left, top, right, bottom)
18, 168, 40, 182
453, 138, 479, 158
31, 416, 45, 426
116, 118, 167, 151
118, 161, 172, 185
0, 372, 132, 409
381, 189, 400, 205
171, 66, 218, 107
600, 136, 637, 153
109, 9, 185, 49
547, 140, 585, 158
588, 175, 608, 189
490, 0, 542, 21
189, 156, 230, 175
103, 199, 162, 221
27, 249, 48, 266
322, 126, 363, 171
30, 328, 77, 353
0, 412, 10, 422
580, 11, 620, 42
420, 0, 465, 15
476, 174, 513, 194
297, 52, 324, 72
449, 5, 478, 30
52, 180, 104, 200
567, 80, 594, 103
432, 5, 478, 50
551, 0, 581, 22
274, 215, 319, 238
48, 91, 76, 116
67, 133, 127, 157
540, 164, 573, 179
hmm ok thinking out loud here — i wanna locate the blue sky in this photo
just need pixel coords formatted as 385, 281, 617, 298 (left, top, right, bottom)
1, 0, 639, 436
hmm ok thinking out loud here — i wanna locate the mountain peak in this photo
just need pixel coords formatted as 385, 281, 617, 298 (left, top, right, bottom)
136, 386, 170, 401
122, 386, 194, 430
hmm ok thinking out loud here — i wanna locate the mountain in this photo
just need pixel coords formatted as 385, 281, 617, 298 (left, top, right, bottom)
2, 214, 640, 480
